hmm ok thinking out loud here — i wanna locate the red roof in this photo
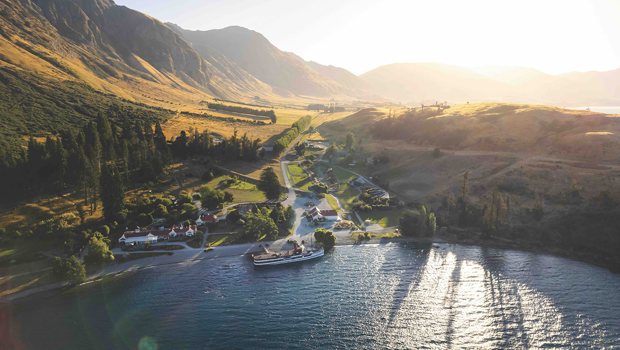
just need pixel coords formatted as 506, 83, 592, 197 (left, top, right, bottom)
199, 214, 217, 223
320, 210, 338, 217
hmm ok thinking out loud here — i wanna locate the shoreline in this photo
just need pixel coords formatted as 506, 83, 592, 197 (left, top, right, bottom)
3, 232, 617, 303
436, 229, 620, 274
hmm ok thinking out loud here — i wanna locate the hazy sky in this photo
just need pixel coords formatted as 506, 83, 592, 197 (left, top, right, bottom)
115, 0, 620, 75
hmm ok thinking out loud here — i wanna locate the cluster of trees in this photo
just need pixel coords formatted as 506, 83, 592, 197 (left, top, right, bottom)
171, 129, 263, 161
306, 104, 345, 113
314, 228, 336, 250
0, 113, 168, 209
352, 190, 390, 212
258, 167, 282, 200
241, 203, 294, 241
52, 256, 86, 285
399, 205, 437, 237
199, 185, 233, 211
273, 115, 313, 154
307, 104, 326, 111
207, 102, 276, 123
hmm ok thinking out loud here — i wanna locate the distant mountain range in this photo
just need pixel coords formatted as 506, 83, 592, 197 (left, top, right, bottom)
1, 0, 619, 111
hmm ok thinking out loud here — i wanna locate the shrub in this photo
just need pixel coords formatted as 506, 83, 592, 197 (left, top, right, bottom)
314, 228, 336, 250
52, 256, 86, 285
137, 212, 153, 226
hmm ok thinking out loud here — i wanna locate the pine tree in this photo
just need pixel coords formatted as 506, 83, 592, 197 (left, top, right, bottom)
100, 165, 124, 222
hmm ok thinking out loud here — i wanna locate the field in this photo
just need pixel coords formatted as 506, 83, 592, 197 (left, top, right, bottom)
161, 113, 288, 143
203, 175, 266, 204
359, 208, 408, 228
286, 163, 312, 191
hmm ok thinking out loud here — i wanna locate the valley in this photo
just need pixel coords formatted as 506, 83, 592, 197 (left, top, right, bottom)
0, 1, 619, 347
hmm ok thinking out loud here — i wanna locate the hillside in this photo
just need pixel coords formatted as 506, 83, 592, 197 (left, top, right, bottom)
0, 0, 286, 159
324, 103, 620, 162
171, 25, 347, 97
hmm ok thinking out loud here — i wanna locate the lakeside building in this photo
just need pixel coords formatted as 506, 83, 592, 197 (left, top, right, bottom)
196, 213, 218, 225
307, 207, 339, 222
118, 225, 197, 245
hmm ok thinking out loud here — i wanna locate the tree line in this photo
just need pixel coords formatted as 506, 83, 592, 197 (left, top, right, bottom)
170, 128, 263, 161
273, 115, 313, 154
207, 102, 277, 123
0, 112, 169, 208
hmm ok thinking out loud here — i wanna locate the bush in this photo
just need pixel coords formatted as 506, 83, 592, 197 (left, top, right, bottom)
180, 203, 198, 220
314, 228, 336, 250
153, 203, 168, 217
136, 212, 153, 226
52, 256, 86, 285
177, 194, 193, 205
98, 225, 110, 236
84, 232, 114, 266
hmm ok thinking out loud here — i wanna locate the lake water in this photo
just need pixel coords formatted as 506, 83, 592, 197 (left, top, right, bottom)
565, 106, 620, 114
4, 243, 620, 349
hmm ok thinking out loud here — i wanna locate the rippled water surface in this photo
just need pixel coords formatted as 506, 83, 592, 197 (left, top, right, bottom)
6, 243, 620, 349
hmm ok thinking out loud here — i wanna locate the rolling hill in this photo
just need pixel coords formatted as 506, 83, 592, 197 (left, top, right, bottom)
361, 63, 620, 106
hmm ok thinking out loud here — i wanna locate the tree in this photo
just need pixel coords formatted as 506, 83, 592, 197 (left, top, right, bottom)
428, 212, 437, 235
154, 203, 168, 217
314, 228, 336, 250
325, 145, 336, 161
258, 167, 281, 200
269, 203, 286, 224
243, 211, 279, 241
399, 210, 421, 236
295, 142, 306, 156
137, 212, 153, 226
84, 232, 114, 266
52, 256, 86, 285
200, 186, 227, 210
100, 165, 124, 222
345, 132, 355, 150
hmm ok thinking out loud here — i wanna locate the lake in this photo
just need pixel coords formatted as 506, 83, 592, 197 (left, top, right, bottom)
3, 243, 620, 349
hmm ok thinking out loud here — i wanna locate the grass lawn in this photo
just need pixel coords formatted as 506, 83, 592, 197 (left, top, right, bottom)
326, 194, 340, 211
359, 208, 408, 228
287, 163, 312, 191
332, 166, 357, 183
335, 183, 359, 211
206, 233, 245, 247
204, 175, 266, 203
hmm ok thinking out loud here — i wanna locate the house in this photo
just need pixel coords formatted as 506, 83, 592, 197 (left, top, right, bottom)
169, 225, 197, 238
118, 231, 158, 245
196, 214, 218, 225
307, 207, 339, 222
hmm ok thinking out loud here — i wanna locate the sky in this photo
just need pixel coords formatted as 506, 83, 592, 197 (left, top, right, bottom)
115, 0, 620, 76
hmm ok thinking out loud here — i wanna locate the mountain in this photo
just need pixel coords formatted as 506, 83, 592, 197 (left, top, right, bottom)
360, 63, 517, 104
171, 25, 346, 97
0, 0, 272, 101
361, 63, 620, 106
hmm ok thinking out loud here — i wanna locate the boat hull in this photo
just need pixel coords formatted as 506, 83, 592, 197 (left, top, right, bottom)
253, 249, 324, 266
